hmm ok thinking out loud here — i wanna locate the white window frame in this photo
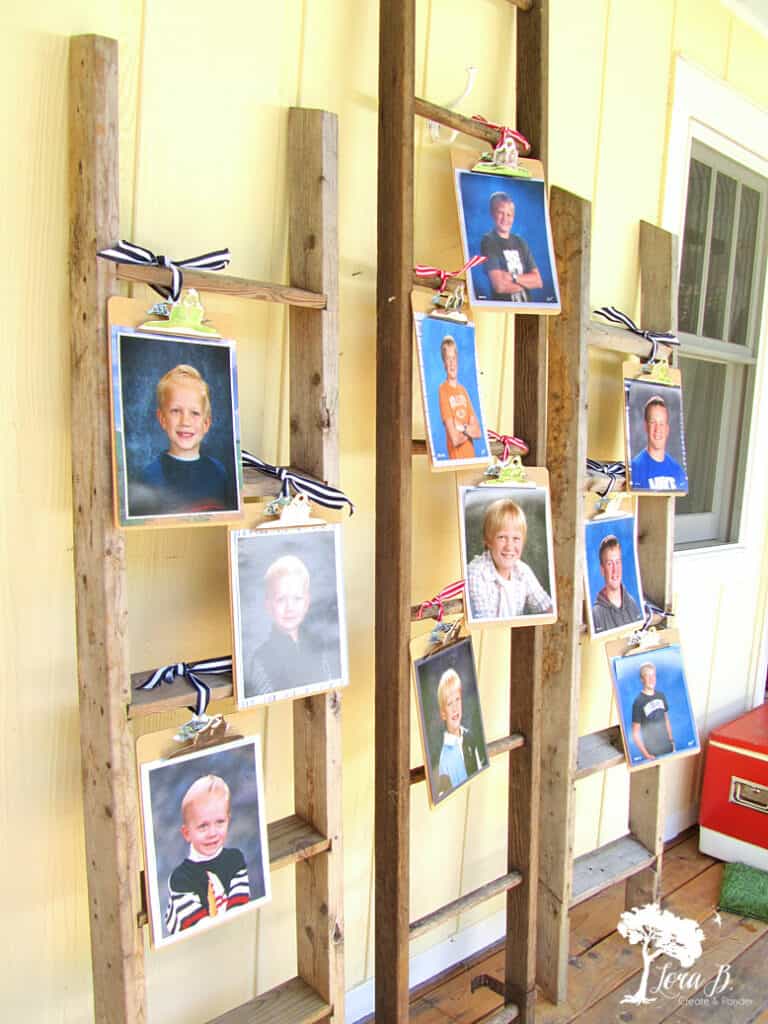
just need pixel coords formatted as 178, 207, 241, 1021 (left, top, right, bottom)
663, 59, 768, 549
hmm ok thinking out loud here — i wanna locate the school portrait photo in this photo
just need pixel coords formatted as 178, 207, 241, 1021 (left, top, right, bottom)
110, 327, 242, 526
414, 313, 490, 469
584, 513, 645, 637
139, 737, 271, 948
459, 481, 557, 627
413, 636, 489, 806
454, 168, 560, 312
624, 376, 688, 494
610, 641, 700, 769
230, 523, 349, 706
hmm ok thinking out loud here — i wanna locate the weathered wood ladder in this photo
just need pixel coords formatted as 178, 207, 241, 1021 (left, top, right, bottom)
70, 34, 344, 1024
538, 217, 677, 1002
375, 2, 549, 1022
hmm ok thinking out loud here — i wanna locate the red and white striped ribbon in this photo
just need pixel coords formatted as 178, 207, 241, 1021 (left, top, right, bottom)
471, 115, 530, 155
418, 579, 466, 622
414, 254, 487, 292
488, 429, 529, 462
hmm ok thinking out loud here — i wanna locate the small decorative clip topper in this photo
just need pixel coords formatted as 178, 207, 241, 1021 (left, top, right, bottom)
484, 452, 530, 485
472, 128, 532, 178
261, 492, 327, 528
140, 287, 221, 337
642, 356, 674, 385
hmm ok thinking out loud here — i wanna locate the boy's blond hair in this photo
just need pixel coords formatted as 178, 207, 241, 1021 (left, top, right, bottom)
482, 499, 527, 548
639, 662, 656, 684
440, 336, 457, 363
264, 554, 310, 594
157, 364, 211, 421
437, 668, 462, 712
181, 774, 230, 822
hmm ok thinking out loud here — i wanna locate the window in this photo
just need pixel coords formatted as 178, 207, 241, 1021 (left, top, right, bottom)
675, 141, 767, 547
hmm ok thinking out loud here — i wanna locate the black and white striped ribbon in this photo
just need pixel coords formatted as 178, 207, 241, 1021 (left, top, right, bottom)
586, 458, 626, 498
136, 656, 232, 716
594, 306, 678, 363
97, 240, 231, 303
241, 450, 354, 515
642, 601, 667, 631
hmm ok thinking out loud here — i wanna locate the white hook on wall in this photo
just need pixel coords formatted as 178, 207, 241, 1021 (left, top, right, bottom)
428, 65, 479, 144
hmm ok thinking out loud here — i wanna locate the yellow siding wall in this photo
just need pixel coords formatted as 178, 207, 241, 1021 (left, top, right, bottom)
2, 1, 767, 1020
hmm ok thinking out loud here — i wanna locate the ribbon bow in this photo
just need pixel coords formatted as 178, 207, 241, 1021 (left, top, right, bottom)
586, 458, 626, 498
642, 600, 667, 632
594, 306, 678, 363
241, 450, 354, 515
471, 115, 530, 155
488, 429, 529, 462
414, 255, 487, 292
97, 240, 231, 302
418, 579, 465, 622
136, 656, 233, 717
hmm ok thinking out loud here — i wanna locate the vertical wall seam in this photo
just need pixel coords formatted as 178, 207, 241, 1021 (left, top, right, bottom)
591, 0, 612, 209
295, 0, 309, 107
129, 0, 148, 247
657, 0, 680, 229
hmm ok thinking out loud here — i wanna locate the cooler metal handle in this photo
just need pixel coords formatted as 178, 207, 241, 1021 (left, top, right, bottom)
729, 775, 768, 814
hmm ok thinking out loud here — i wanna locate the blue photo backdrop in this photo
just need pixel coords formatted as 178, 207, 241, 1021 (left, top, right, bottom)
585, 514, 643, 616
416, 314, 489, 464
455, 169, 560, 309
611, 644, 700, 766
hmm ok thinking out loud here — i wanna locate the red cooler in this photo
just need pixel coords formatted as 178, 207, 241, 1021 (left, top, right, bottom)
699, 703, 768, 871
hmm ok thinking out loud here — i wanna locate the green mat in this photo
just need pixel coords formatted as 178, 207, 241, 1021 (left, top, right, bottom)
719, 861, 768, 922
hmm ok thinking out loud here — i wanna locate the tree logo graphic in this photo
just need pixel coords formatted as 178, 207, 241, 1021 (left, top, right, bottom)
617, 903, 704, 1005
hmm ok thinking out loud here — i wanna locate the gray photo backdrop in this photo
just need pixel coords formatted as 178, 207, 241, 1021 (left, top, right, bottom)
413, 636, 488, 805
624, 377, 688, 472
234, 525, 346, 698
461, 484, 553, 597
143, 739, 268, 943
118, 330, 239, 509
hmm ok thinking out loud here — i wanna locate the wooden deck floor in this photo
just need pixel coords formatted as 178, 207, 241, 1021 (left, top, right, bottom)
390, 832, 768, 1023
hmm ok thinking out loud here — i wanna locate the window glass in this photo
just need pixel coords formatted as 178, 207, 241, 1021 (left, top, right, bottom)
676, 357, 725, 516
675, 143, 766, 548
702, 172, 737, 340
729, 185, 760, 346
678, 159, 711, 334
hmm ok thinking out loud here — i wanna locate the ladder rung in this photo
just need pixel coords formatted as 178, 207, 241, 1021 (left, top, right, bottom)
410, 595, 464, 622
475, 1005, 520, 1024
129, 668, 234, 716
414, 95, 533, 148
570, 834, 656, 907
575, 726, 625, 779
411, 438, 528, 460
587, 320, 674, 360
268, 814, 331, 872
409, 733, 525, 785
409, 871, 523, 940
116, 264, 326, 309
207, 975, 330, 1024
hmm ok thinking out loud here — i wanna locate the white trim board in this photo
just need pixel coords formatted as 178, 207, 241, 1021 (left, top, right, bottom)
345, 910, 506, 1023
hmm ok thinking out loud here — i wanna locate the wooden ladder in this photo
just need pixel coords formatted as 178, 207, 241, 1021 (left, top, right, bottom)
70, 34, 344, 1024
375, 2, 549, 1022
537, 206, 678, 1002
